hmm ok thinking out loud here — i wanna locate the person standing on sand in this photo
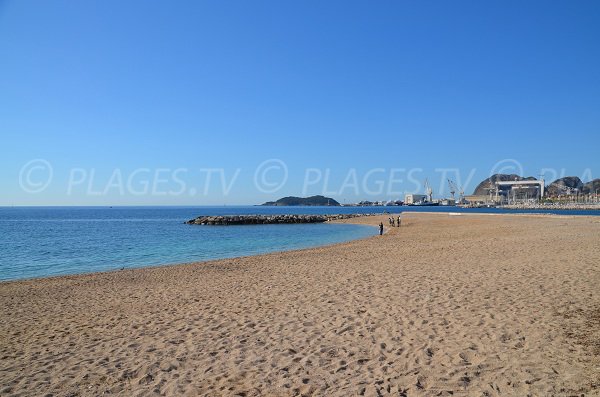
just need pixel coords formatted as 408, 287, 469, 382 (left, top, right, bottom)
379, 222, 384, 235
397, 215, 401, 227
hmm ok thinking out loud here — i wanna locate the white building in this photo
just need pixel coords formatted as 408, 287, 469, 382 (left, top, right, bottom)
404, 194, 427, 204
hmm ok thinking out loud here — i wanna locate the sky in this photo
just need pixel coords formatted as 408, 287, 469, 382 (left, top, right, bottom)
1, 0, 599, 205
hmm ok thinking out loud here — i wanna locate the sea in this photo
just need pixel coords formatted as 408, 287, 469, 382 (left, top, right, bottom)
0, 205, 598, 281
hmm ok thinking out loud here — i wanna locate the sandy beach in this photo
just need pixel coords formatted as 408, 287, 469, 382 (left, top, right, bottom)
1, 213, 599, 396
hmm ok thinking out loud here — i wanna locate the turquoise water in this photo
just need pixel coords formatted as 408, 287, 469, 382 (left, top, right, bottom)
1, 205, 598, 281
0, 207, 377, 281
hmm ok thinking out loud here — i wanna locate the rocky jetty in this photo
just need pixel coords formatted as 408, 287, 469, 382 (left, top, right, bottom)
185, 213, 377, 225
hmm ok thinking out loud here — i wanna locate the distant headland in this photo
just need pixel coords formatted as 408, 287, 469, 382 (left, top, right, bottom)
261, 195, 341, 206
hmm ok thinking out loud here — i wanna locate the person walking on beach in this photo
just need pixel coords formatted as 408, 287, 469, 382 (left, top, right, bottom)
379, 222, 384, 235
397, 215, 401, 227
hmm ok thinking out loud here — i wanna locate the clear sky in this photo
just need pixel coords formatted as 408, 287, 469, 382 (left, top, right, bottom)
1, 0, 599, 205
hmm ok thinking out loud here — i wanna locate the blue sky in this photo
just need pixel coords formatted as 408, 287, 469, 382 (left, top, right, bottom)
1, 0, 599, 205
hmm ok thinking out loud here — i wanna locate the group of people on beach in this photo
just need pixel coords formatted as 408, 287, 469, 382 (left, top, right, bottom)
379, 213, 401, 235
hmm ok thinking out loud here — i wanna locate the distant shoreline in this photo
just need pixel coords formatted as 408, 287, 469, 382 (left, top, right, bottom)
1, 204, 600, 211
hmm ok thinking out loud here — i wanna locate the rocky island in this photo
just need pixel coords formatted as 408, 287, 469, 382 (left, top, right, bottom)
261, 195, 340, 206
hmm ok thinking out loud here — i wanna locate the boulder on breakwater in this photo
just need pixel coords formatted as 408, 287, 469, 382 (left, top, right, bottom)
185, 213, 379, 225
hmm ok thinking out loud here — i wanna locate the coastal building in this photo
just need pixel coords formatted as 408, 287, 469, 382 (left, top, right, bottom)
494, 179, 545, 202
404, 194, 427, 205
464, 195, 489, 204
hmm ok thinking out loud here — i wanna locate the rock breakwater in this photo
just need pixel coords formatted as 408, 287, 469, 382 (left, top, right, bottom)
185, 213, 379, 225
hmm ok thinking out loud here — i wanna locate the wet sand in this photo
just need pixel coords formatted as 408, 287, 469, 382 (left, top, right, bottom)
1, 213, 599, 396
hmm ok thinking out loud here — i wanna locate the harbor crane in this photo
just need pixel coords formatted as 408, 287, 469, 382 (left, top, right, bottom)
447, 179, 465, 204
424, 179, 433, 202
447, 179, 457, 200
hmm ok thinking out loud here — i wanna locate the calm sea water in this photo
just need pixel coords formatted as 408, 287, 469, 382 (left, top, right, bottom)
0, 206, 597, 281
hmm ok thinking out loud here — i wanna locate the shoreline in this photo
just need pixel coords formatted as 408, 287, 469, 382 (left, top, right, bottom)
1, 213, 598, 395
3, 211, 599, 285
0, 222, 379, 285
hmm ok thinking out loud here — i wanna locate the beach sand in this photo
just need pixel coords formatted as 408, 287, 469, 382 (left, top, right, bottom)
0, 213, 599, 396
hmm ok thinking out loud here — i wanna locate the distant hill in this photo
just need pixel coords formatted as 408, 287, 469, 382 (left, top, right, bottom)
582, 179, 600, 195
472, 174, 537, 195
261, 195, 341, 206
546, 176, 584, 196
472, 174, 597, 197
